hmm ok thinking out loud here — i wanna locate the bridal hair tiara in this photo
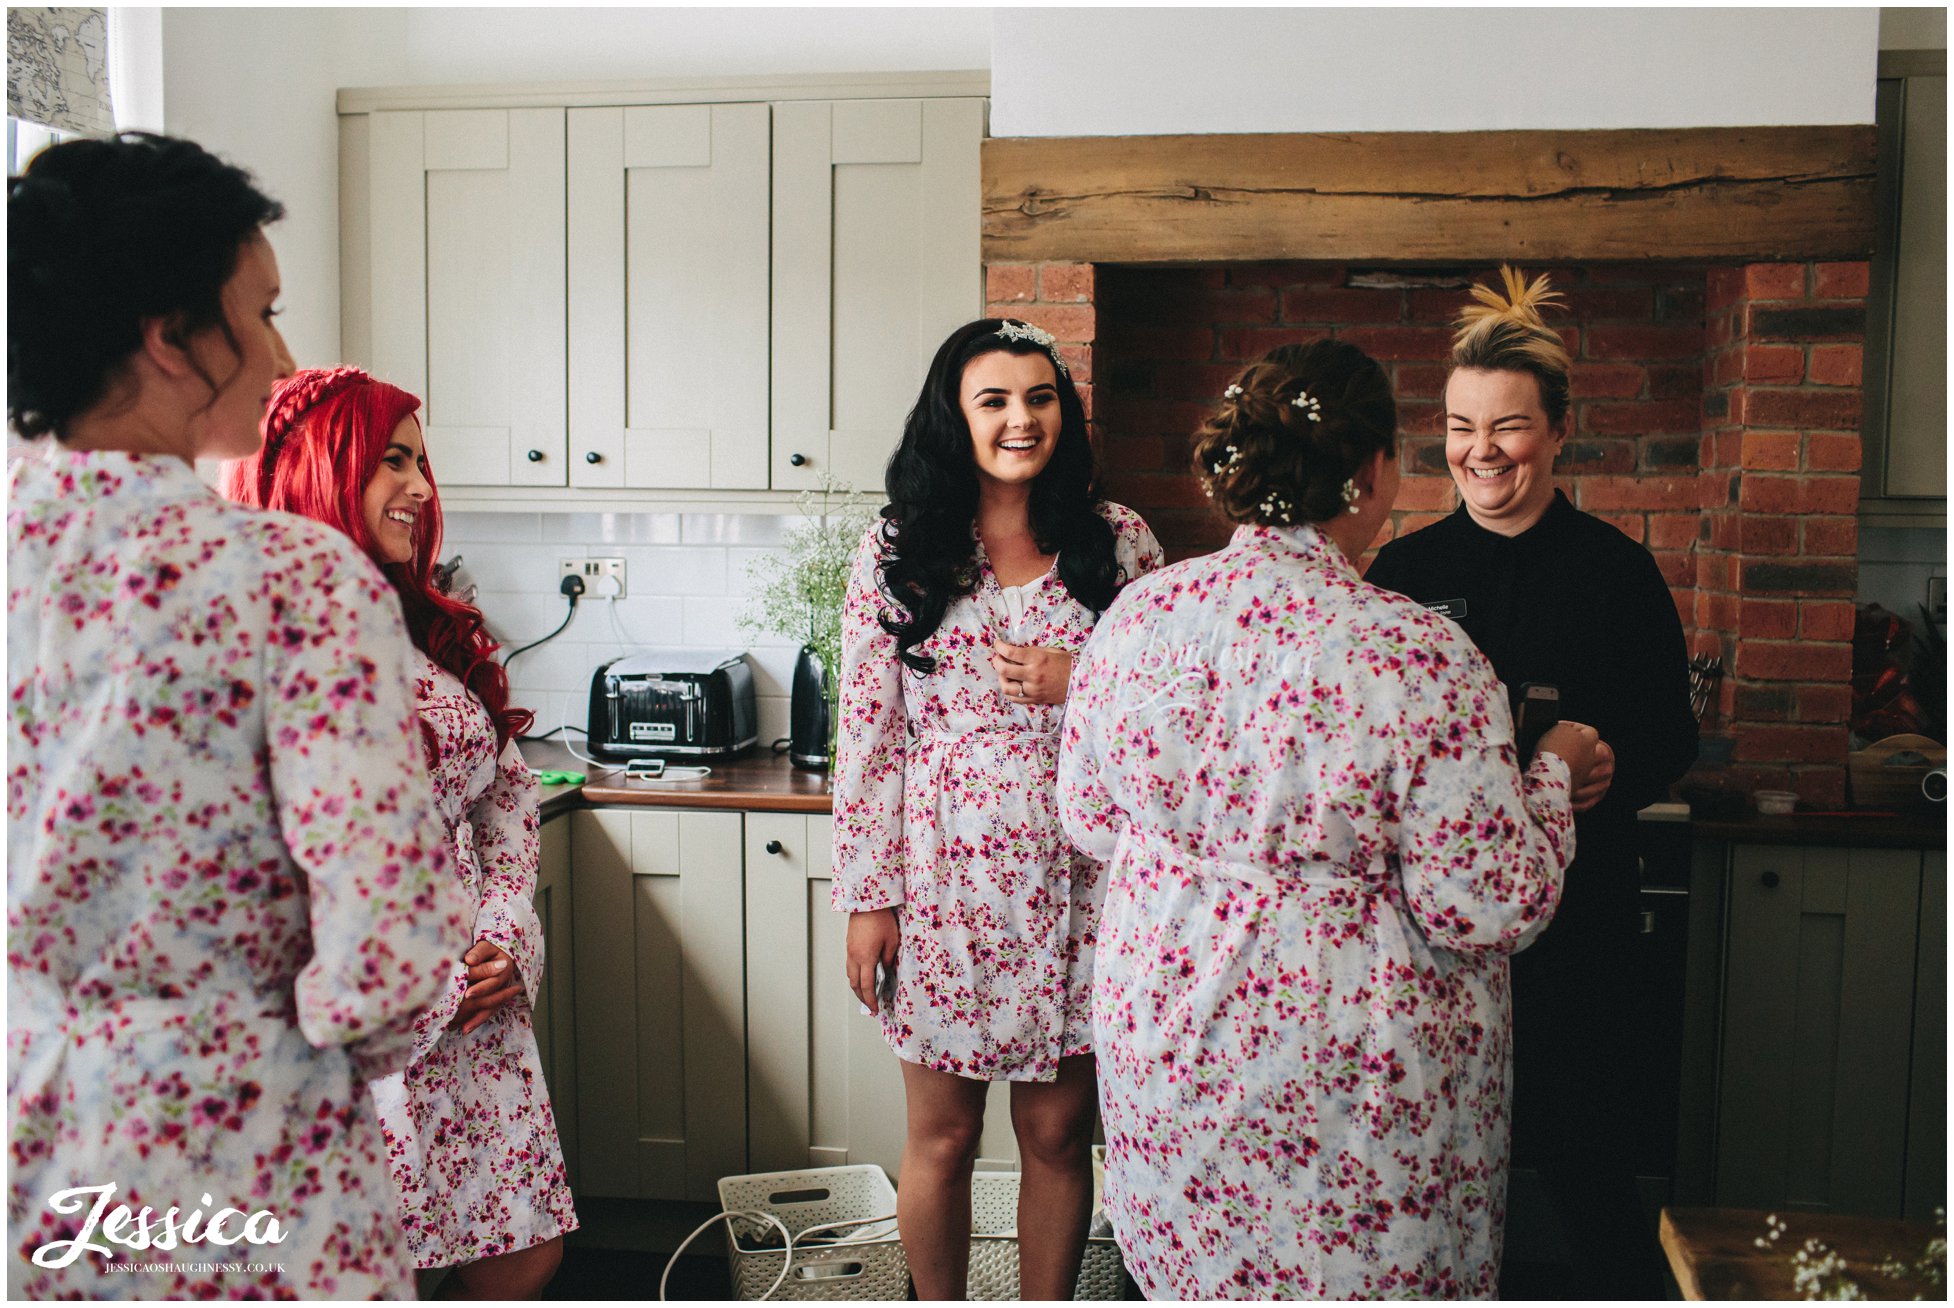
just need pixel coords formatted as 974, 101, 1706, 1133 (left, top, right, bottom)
993, 319, 1070, 377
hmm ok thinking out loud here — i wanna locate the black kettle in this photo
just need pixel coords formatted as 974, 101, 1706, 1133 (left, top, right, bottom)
789, 645, 832, 771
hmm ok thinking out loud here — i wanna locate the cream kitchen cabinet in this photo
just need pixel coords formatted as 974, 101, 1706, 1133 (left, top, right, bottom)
743, 811, 1017, 1179
360, 108, 568, 488
531, 813, 578, 1188
1714, 844, 1944, 1218
771, 98, 985, 493
569, 808, 747, 1202
339, 76, 986, 505
566, 104, 770, 489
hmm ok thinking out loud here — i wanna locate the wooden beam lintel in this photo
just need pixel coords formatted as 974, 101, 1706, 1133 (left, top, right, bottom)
983, 126, 1878, 265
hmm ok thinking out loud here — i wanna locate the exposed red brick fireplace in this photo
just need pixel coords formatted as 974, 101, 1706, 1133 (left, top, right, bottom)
985, 255, 1869, 805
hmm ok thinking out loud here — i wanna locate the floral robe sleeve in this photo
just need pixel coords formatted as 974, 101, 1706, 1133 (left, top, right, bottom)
472, 739, 545, 1009
830, 523, 909, 913
266, 546, 474, 1082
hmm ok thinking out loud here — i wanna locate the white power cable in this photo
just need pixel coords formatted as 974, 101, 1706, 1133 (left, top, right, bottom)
658, 1209, 899, 1302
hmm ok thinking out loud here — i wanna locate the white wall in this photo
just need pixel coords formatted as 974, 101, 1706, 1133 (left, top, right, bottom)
990, 8, 1880, 136
393, 7, 991, 84
161, 8, 410, 370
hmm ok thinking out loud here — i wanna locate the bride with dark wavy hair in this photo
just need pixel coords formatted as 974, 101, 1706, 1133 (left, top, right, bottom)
830, 318, 1161, 1298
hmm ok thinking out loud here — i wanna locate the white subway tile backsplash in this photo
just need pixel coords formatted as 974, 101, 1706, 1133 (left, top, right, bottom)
682, 513, 790, 545
616, 546, 729, 596
541, 512, 684, 545
451, 510, 823, 749
443, 511, 541, 544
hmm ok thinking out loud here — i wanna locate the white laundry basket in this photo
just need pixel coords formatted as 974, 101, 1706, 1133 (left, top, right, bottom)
715, 1165, 909, 1301
966, 1169, 1127, 1300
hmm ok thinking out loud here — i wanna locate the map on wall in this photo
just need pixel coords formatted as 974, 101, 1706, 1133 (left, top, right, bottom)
7, 7, 111, 136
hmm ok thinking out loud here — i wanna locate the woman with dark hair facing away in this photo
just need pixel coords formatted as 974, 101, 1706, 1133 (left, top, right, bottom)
7, 135, 469, 1298
1059, 339, 1602, 1299
1365, 269, 1698, 1298
832, 318, 1162, 1297
226, 368, 576, 1297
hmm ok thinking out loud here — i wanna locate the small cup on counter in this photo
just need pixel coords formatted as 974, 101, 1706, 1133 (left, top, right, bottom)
1753, 789, 1798, 816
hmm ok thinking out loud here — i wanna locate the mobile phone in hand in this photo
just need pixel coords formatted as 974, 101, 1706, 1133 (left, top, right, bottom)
1514, 682, 1561, 765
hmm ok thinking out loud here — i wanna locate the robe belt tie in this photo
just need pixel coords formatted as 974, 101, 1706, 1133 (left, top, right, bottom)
18, 978, 298, 1031
1114, 826, 1371, 895
916, 727, 1060, 745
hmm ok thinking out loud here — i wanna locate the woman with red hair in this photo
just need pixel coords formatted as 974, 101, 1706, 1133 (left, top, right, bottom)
226, 367, 576, 1297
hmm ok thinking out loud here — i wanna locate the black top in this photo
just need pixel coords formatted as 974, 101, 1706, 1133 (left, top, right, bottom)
1366, 491, 1699, 959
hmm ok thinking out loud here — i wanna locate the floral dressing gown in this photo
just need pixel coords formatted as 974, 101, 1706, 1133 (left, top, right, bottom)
7, 448, 470, 1299
831, 503, 1162, 1082
368, 652, 577, 1268
1058, 523, 1576, 1298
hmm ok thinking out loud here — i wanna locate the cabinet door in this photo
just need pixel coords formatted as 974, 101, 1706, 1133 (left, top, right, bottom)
571, 808, 746, 1201
1904, 850, 1944, 1220
1717, 845, 1920, 1215
772, 99, 984, 492
567, 104, 770, 490
368, 109, 567, 487
747, 813, 1016, 1179
532, 814, 577, 1189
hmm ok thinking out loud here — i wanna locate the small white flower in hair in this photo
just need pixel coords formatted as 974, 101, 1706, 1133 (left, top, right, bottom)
1292, 389, 1322, 422
1341, 479, 1361, 514
1223, 384, 1243, 399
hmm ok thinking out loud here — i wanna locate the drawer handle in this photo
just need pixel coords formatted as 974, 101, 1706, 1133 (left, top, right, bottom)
789, 453, 807, 467
765, 840, 784, 856
1761, 870, 1781, 889
526, 449, 544, 462
585, 451, 603, 465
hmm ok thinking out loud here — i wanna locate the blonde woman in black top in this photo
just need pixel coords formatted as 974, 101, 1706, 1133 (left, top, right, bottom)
1366, 268, 1698, 1298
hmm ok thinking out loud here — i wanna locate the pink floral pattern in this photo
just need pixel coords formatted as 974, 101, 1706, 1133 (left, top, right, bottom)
831, 503, 1162, 1082
7, 448, 470, 1298
368, 652, 576, 1269
1058, 523, 1576, 1299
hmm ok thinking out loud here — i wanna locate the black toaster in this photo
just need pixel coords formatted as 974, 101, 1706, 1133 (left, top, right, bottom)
587, 651, 758, 760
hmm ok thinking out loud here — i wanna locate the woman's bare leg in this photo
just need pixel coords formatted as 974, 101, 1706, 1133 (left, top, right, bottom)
435, 1234, 564, 1299
898, 1059, 991, 1299
1009, 1054, 1097, 1301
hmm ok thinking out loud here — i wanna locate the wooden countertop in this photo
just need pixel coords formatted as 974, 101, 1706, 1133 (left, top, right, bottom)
1660, 1206, 1944, 1299
520, 740, 832, 815
1691, 810, 1945, 850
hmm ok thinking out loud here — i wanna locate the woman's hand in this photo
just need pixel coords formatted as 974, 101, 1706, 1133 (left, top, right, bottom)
990, 642, 1073, 706
845, 909, 901, 1013
450, 939, 523, 1035
1570, 738, 1617, 813
1536, 721, 1602, 797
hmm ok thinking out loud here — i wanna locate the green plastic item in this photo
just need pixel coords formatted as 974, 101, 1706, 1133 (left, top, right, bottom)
536, 770, 586, 787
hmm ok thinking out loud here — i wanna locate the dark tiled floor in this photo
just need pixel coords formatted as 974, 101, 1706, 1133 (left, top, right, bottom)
546, 1246, 730, 1301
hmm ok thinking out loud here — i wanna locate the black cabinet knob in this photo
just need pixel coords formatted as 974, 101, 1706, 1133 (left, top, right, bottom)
585, 451, 602, 464
788, 453, 807, 467
764, 840, 783, 855
1761, 870, 1781, 889
526, 449, 544, 463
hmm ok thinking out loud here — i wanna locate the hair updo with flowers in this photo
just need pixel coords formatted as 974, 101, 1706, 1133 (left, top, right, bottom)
1190, 338, 1397, 527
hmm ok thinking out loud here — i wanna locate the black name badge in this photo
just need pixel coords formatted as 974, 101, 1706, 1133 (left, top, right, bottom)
1424, 597, 1469, 620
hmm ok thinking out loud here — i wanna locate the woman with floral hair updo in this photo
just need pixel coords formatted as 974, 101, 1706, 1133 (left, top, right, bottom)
226, 367, 576, 1298
8, 135, 468, 1298
832, 318, 1161, 1297
1058, 338, 1602, 1298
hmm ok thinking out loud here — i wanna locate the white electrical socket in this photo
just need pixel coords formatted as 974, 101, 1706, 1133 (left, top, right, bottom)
559, 557, 627, 599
